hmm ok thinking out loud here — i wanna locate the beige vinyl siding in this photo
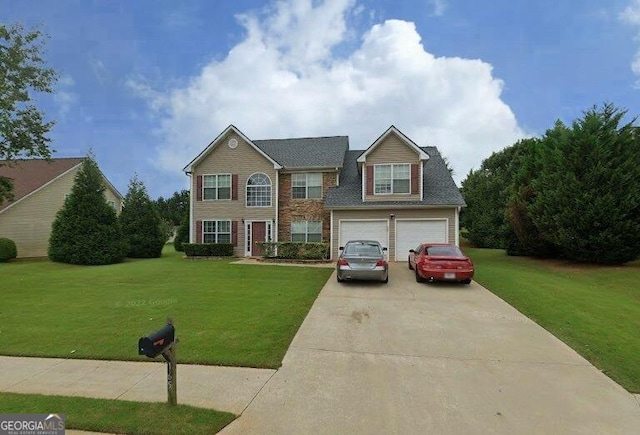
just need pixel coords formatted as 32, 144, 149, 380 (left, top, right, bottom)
192, 131, 277, 256
364, 133, 421, 202
332, 208, 456, 260
0, 167, 122, 258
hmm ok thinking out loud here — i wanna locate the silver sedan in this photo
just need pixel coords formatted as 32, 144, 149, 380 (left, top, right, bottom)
336, 240, 389, 283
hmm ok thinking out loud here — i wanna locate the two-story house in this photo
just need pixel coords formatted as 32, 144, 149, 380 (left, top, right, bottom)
183, 125, 465, 261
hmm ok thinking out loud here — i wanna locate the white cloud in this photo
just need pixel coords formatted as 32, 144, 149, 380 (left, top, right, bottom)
53, 75, 77, 118
429, 0, 447, 17
136, 0, 526, 183
621, 0, 640, 86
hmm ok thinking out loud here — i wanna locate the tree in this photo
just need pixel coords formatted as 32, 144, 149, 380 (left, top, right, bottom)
155, 189, 189, 226
1, 23, 58, 203
528, 104, 640, 264
460, 140, 534, 248
49, 157, 127, 265
120, 175, 166, 258
173, 213, 190, 252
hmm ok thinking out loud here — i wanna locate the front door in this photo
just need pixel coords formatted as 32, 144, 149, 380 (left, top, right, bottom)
251, 222, 266, 256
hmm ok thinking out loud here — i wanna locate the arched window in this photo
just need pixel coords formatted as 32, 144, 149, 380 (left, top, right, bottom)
246, 173, 272, 207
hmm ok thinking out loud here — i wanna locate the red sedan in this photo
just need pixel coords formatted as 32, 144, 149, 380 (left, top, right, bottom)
408, 243, 474, 284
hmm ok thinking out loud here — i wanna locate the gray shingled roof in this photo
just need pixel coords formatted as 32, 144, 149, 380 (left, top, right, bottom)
254, 136, 348, 169
324, 147, 466, 207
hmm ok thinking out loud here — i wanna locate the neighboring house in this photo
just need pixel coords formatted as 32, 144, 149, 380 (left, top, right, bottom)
183, 125, 465, 261
0, 158, 122, 258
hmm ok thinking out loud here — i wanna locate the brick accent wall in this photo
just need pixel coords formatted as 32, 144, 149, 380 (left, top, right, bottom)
278, 171, 337, 242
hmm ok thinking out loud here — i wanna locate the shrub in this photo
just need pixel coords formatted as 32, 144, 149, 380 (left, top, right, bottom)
183, 243, 233, 257
0, 238, 17, 262
257, 242, 278, 258
299, 242, 329, 260
256, 242, 330, 260
174, 214, 190, 252
48, 157, 127, 265
277, 242, 301, 259
120, 175, 166, 258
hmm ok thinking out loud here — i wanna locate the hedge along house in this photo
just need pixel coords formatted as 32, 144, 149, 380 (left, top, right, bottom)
0, 158, 123, 258
183, 125, 465, 261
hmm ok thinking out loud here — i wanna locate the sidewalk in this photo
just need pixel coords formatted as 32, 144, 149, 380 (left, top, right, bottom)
0, 356, 275, 414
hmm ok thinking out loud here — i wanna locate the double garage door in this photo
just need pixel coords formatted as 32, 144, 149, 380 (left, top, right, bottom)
339, 219, 447, 261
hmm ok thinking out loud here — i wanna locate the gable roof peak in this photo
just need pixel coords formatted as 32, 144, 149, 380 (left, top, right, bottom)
182, 124, 282, 173
356, 125, 429, 163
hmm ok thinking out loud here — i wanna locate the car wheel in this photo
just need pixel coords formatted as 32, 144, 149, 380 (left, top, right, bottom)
337, 274, 343, 283
383, 275, 389, 284
408, 257, 413, 270
461, 279, 471, 285
415, 269, 425, 283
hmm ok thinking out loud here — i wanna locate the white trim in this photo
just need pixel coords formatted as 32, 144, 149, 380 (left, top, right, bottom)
245, 220, 271, 256
394, 218, 449, 261
330, 209, 334, 260
202, 173, 232, 201
356, 126, 429, 163
372, 163, 411, 195
455, 207, 460, 246
275, 171, 279, 243
291, 172, 323, 199
361, 166, 366, 202
245, 172, 273, 207
419, 163, 423, 200
183, 125, 282, 172
189, 173, 194, 243
338, 219, 389, 257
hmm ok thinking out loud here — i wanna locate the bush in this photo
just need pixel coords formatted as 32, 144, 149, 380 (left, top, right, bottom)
183, 243, 234, 257
174, 214, 190, 252
277, 242, 301, 259
258, 242, 278, 258
0, 238, 17, 262
120, 175, 166, 258
48, 157, 127, 265
256, 242, 330, 260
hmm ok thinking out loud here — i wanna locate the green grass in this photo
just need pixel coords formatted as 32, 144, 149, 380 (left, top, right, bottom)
0, 392, 236, 434
0, 248, 332, 368
465, 247, 640, 393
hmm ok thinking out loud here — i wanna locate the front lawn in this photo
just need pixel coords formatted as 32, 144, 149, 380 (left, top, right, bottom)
466, 247, 640, 393
0, 392, 236, 434
0, 248, 332, 368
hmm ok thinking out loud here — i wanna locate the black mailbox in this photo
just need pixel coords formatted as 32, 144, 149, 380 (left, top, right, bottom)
138, 323, 175, 358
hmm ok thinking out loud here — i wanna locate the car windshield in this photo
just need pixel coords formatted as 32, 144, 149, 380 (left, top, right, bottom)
344, 242, 382, 257
426, 245, 463, 256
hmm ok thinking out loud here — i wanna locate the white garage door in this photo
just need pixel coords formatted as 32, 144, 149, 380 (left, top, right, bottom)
395, 219, 447, 261
339, 220, 388, 251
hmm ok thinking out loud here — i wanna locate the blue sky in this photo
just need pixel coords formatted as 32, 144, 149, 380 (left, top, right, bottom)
4, 0, 640, 198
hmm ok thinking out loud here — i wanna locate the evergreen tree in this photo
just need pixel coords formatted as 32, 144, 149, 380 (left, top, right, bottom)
120, 175, 166, 258
48, 157, 127, 265
530, 104, 640, 264
174, 213, 190, 252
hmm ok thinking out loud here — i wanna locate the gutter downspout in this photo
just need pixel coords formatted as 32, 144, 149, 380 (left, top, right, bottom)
455, 206, 460, 246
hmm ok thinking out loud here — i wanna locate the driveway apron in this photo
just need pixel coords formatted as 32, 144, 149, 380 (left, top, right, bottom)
221, 263, 640, 434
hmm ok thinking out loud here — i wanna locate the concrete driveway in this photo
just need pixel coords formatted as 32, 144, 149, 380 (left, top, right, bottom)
222, 263, 640, 434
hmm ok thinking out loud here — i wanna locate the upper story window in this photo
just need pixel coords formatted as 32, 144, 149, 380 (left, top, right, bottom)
246, 173, 272, 207
374, 164, 410, 194
203, 174, 231, 200
292, 173, 322, 199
